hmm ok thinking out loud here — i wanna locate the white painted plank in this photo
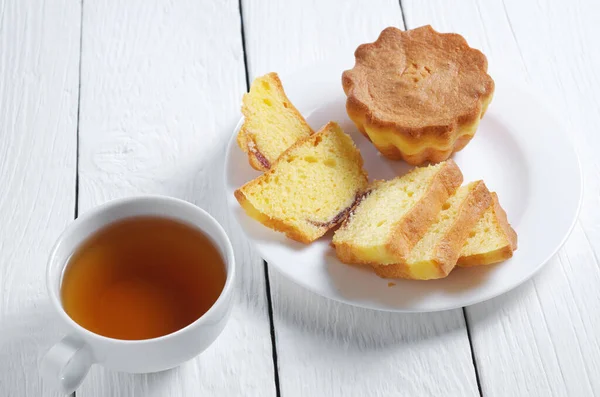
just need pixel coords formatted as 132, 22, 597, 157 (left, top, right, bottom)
76, 0, 275, 396
0, 1, 80, 396
403, 0, 600, 396
241, 1, 480, 395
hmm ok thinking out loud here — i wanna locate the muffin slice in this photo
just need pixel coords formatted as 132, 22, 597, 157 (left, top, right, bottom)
237, 72, 313, 171
332, 160, 462, 265
373, 181, 492, 280
235, 122, 368, 243
458, 192, 517, 266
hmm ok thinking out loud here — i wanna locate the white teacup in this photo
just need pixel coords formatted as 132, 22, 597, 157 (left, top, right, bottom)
40, 196, 236, 394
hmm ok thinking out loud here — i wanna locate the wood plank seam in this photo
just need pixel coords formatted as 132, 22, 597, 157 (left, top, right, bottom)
74, 0, 84, 222
263, 262, 282, 397
238, 1, 282, 395
73, 1, 85, 397
398, 0, 408, 30
464, 309, 484, 397
238, 0, 251, 90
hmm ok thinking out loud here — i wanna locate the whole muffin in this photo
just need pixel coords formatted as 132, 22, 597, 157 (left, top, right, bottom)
342, 25, 494, 165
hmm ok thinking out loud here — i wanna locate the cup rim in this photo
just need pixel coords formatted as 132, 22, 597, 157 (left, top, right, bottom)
46, 194, 236, 345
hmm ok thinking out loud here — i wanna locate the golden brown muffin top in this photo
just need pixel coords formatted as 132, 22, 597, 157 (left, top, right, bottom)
343, 26, 494, 138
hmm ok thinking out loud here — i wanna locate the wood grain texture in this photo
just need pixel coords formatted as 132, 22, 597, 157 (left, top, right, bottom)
241, 1, 479, 395
76, 0, 275, 396
403, 0, 600, 395
0, 0, 80, 396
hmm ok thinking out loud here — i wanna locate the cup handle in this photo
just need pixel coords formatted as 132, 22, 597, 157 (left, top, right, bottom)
40, 335, 95, 394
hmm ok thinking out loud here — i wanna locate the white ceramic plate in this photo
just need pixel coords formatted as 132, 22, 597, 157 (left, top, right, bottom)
224, 61, 582, 312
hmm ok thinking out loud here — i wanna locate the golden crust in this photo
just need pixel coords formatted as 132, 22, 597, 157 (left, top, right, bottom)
238, 72, 313, 171
235, 122, 368, 244
457, 245, 514, 268
234, 188, 315, 244
333, 159, 463, 264
458, 192, 518, 267
491, 192, 518, 252
343, 25, 494, 165
373, 180, 492, 279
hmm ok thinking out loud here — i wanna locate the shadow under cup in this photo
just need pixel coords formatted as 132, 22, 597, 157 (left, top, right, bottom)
42, 196, 236, 394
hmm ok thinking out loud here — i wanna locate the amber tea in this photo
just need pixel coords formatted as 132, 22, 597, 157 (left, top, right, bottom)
60, 216, 227, 340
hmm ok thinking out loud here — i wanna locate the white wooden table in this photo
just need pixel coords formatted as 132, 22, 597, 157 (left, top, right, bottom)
1, 0, 599, 396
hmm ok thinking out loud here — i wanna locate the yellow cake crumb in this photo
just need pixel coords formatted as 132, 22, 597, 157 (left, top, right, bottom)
235, 122, 368, 243
237, 72, 312, 171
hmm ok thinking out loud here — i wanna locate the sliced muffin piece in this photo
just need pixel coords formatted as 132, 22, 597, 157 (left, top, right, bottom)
332, 160, 462, 265
458, 192, 517, 266
235, 122, 368, 243
237, 72, 313, 171
373, 181, 492, 280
